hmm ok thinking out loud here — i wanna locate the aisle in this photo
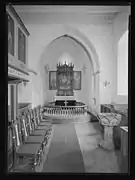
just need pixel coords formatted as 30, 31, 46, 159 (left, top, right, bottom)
42, 123, 85, 172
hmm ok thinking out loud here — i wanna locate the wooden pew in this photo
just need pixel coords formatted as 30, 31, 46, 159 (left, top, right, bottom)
20, 114, 47, 145
12, 105, 52, 172
12, 119, 44, 172
27, 109, 51, 136
8, 122, 14, 172
34, 107, 52, 127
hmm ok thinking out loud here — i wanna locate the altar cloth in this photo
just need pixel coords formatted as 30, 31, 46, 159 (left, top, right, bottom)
54, 96, 75, 101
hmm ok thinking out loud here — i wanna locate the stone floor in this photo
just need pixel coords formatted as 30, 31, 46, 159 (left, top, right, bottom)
74, 122, 120, 173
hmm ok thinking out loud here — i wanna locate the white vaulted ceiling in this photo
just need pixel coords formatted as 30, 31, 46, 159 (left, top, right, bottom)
13, 5, 130, 13
13, 5, 130, 25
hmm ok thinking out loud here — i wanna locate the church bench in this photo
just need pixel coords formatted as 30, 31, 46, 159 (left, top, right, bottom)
8, 122, 14, 172
35, 106, 52, 124
12, 120, 45, 172
24, 110, 47, 136
30, 107, 52, 127
26, 109, 52, 136
20, 115, 48, 145
18, 106, 52, 144
11, 105, 52, 172
20, 110, 52, 147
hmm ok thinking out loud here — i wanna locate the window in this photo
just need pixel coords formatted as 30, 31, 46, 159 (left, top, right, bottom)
117, 30, 128, 95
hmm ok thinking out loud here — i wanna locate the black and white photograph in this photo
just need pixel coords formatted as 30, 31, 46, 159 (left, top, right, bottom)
7, 3, 130, 174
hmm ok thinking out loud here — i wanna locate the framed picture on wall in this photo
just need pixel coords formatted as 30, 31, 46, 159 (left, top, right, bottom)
18, 28, 26, 64
49, 71, 57, 90
73, 71, 81, 90
8, 13, 14, 56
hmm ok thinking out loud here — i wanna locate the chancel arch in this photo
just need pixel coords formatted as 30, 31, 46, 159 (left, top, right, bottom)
38, 26, 100, 113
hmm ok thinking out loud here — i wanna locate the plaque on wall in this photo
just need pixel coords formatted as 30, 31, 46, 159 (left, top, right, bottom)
8, 13, 14, 56
18, 28, 26, 64
49, 71, 57, 90
73, 71, 81, 90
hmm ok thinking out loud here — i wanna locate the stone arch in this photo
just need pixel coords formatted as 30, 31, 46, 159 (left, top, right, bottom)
62, 25, 100, 113
48, 25, 100, 74
39, 25, 100, 113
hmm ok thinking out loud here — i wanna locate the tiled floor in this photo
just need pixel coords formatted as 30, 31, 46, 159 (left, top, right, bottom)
74, 122, 120, 173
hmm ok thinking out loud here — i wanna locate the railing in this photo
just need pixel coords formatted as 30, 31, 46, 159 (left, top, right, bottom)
42, 105, 88, 118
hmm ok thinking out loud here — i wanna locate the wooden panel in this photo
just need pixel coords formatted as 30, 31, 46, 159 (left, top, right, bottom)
18, 28, 26, 64
8, 12, 14, 56
7, 4, 30, 76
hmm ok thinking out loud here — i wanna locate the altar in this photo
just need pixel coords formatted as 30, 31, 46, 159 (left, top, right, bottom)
47, 62, 85, 116
54, 96, 76, 106
54, 96, 75, 101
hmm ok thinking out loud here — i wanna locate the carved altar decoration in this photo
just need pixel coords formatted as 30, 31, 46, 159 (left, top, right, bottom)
73, 71, 81, 90
49, 71, 57, 90
56, 62, 74, 96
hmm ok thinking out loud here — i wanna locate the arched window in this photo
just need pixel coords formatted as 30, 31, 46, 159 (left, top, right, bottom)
117, 30, 128, 95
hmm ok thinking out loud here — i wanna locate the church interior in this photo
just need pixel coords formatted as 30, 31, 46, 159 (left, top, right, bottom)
7, 4, 130, 173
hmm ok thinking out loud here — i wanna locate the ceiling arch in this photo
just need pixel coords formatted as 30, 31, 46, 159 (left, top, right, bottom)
41, 25, 100, 74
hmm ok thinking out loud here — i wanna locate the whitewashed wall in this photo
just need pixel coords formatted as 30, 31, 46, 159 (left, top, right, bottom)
112, 11, 130, 104
17, 9, 130, 107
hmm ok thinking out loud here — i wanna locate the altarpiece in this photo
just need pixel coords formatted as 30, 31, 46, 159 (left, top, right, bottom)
49, 62, 81, 98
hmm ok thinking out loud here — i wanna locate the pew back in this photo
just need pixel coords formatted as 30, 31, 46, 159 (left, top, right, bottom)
8, 122, 14, 172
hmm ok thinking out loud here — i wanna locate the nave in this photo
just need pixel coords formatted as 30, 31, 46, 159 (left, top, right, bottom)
8, 103, 128, 173
42, 121, 120, 173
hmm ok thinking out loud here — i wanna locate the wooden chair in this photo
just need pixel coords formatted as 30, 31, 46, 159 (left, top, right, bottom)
20, 114, 47, 145
8, 121, 14, 172
35, 106, 52, 127
40, 106, 53, 123
25, 109, 51, 144
12, 120, 44, 172
28, 109, 52, 136
20, 113, 49, 161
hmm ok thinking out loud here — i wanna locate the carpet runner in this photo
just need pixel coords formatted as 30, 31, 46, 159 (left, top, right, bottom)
42, 123, 85, 172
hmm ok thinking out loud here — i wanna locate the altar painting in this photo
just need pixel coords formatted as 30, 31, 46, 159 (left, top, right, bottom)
49, 71, 57, 90
73, 71, 81, 90
58, 72, 72, 90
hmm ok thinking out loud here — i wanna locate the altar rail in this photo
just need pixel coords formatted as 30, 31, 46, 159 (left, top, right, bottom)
42, 105, 88, 119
